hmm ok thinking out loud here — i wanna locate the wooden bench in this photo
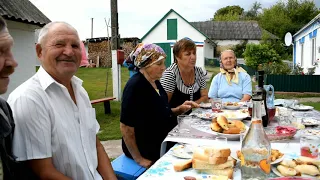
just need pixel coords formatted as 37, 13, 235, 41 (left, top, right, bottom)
90, 97, 116, 114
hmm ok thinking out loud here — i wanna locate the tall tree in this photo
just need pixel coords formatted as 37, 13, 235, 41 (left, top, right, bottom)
259, 0, 320, 39
213, 5, 244, 21
244, 1, 262, 20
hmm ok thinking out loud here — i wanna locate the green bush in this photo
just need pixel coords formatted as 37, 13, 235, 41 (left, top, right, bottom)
262, 62, 291, 75
243, 43, 281, 70
232, 40, 247, 58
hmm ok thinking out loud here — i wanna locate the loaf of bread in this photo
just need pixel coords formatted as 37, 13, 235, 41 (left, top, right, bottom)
277, 165, 297, 176
173, 159, 192, 172
192, 158, 235, 170
294, 164, 320, 176
198, 168, 234, 179
204, 147, 231, 158
193, 147, 230, 165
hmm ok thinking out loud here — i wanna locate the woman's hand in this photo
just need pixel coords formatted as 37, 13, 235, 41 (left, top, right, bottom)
179, 101, 200, 114
136, 157, 153, 168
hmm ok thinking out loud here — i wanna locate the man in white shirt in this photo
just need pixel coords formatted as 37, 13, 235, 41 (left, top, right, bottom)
8, 21, 116, 180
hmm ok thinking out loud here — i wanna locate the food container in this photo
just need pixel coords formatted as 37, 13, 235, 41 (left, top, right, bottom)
264, 126, 297, 141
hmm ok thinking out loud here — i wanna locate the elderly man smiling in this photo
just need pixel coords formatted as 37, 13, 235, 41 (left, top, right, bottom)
8, 22, 116, 180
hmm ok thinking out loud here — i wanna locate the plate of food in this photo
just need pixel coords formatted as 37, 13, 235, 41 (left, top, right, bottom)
194, 112, 216, 120
223, 102, 242, 110
289, 105, 314, 111
265, 126, 298, 141
231, 149, 284, 165
199, 102, 212, 109
302, 129, 320, 136
272, 157, 320, 178
222, 110, 249, 121
192, 115, 248, 140
171, 144, 193, 159
301, 118, 320, 126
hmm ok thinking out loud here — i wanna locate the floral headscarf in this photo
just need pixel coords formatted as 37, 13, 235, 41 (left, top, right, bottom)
127, 43, 166, 68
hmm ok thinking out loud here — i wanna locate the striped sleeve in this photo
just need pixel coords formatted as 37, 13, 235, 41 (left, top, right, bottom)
160, 69, 176, 93
196, 67, 207, 89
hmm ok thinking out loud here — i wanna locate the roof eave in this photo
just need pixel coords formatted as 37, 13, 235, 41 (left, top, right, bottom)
3, 15, 50, 27
293, 13, 320, 37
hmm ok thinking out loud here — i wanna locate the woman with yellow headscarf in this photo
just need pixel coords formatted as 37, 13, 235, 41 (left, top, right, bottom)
208, 50, 252, 103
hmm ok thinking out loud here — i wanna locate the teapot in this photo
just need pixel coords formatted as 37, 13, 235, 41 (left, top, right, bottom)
263, 84, 275, 108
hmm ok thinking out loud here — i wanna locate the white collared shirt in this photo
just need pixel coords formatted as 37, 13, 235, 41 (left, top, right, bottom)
8, 67, 102, 180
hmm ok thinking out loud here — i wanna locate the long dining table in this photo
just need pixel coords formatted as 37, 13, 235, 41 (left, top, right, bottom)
137, 104, 320, 180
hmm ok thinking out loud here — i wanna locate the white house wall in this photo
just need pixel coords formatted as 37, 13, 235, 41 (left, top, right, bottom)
142, 11, 208, 70
3, 21, 40, 99
204, 41, 214, 59
293, 21, 320, 74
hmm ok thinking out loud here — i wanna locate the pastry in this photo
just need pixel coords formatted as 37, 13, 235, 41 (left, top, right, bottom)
217, 116, 229, 130
211, 122, 222, 132
294, 164, 320, 176
223, 127, 241, 134
234, 120, 245, 131
277, 165, 297, 176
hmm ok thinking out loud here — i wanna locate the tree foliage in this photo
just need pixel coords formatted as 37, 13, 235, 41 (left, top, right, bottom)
213, 5, 244, 21
243, 1, 262, 20
259, 0, 320, 39
243, 43, 281, 70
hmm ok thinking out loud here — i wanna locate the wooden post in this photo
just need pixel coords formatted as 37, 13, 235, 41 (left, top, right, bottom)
111, 0, 121, 101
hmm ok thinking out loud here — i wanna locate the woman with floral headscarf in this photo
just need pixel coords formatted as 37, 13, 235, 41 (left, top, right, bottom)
208, 49, 252, 103
120, 43, 199, 168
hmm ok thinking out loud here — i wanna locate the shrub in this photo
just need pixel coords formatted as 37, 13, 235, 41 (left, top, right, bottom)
232, 40, 247, 58
262, 62, 291, 75
243, 43, 281, 70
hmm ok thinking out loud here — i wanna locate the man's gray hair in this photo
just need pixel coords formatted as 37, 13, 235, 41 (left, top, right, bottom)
37, 21, 79, 44
0, 16, 7, 33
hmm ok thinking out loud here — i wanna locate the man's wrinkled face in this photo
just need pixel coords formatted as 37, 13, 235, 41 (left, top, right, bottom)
0, 30, 18, 94
37, 24, 81, 82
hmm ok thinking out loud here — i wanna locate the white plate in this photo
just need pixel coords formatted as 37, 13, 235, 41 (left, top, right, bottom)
271, 165, 314, 178
221, 110, 249, 121
230, 150, 284, 165
223, 105, 242, 110
290, 105, 314, 111
192, 124, 248, 141
301, 118, 320, 126
200, 103, 212, 109
171, 145, 193, 159
195, 112, 216, 120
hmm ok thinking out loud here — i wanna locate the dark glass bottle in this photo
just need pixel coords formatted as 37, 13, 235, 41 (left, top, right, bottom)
257, 70, 269, 127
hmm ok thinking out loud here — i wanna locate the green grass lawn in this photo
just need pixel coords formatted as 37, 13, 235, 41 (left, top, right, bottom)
76, 67, 320, 141
76, 67, 130, 140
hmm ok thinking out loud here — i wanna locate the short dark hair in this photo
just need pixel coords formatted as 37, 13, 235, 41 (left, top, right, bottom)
0, 16, 7, 33
173, 38, 196, 63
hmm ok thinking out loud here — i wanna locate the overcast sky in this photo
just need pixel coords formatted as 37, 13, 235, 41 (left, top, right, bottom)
29, 0, 318, 40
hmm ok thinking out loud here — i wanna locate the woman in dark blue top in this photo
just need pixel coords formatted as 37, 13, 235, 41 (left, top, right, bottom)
120, 43, 198, 168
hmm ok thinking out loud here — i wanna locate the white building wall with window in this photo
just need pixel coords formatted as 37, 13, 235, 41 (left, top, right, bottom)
293, 15, 320, 75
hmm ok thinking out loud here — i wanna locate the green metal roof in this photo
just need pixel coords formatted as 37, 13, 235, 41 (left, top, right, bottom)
140, 9, 216, 46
